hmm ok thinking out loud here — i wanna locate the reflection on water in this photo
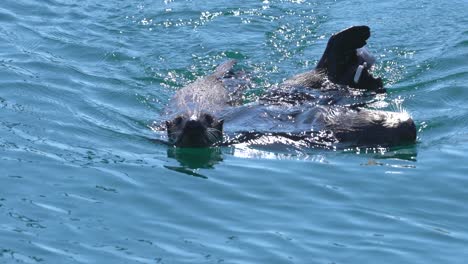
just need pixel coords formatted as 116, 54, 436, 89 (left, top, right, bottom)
230, 143, 331, 163
377, 144, 418, 162
163, 165, 209, 179
164, 137, 418, 172
166, 147, 223, 170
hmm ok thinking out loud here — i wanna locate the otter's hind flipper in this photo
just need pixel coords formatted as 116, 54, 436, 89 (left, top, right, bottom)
316, 25, 370, 72
315, 26, 383, 91
332, 25, 370, 53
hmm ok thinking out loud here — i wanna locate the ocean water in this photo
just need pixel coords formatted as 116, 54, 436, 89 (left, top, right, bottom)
1, 0, 468, 263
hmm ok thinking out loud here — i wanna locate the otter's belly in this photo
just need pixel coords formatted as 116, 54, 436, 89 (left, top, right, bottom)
221, 104, 416, 146
221, 104, 329, 135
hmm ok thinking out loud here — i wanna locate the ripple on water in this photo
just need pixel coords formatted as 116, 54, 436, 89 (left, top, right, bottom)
1, 0, 468, 263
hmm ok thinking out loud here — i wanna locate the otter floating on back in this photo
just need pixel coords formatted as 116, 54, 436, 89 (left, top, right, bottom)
163, 26, 416, 148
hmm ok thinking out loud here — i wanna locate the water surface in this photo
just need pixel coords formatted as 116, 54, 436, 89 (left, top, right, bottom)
1, 0, 468, 263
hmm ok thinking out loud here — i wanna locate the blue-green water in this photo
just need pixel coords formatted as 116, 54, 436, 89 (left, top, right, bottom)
1, 0, 468, 263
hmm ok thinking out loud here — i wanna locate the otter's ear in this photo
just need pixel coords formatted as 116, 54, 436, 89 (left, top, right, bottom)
215, 119, 224, 132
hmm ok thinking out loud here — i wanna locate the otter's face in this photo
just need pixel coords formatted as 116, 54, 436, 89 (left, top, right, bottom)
166, 113, 224, 148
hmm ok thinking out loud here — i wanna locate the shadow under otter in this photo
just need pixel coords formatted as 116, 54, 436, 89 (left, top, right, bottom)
163, 26, 416, 148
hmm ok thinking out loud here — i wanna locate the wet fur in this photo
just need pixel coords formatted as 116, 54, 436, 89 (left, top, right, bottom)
164, 26, 416, 148
165, 60, 238, 147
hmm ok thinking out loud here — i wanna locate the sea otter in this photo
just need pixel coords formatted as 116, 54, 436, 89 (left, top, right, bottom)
164, 26, 416, 148
165, 60, 241, 147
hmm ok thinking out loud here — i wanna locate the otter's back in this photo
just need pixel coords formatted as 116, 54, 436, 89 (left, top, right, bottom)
170, 60, 237, 117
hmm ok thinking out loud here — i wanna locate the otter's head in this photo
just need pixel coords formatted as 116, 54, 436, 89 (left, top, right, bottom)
329, 108, 417, 146
166, 113, 224, 148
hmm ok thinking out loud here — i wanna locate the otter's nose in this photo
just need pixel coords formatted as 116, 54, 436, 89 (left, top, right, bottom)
184, 120, 203, 130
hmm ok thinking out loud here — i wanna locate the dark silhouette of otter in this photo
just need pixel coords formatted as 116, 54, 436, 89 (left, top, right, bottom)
164, 26, 416, 148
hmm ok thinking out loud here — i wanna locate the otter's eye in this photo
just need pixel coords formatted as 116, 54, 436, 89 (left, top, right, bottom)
174, 116, 183, 125
203, 114, 214, 125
